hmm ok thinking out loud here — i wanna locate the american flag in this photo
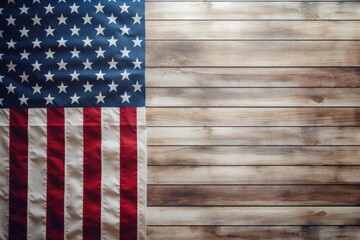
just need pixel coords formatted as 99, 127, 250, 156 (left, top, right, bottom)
0, 0, 146, 239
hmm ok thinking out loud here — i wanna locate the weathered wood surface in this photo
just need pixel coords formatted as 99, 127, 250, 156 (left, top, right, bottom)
147, 21, 360, 40
147, 108, 360, 126
148, 146, 360, 165
148, 185, 360, 206
147, 41, 360, 67
148, 127, 360, 145
146, 68, 360, 87
146, 2, 360, 20
147, 226, 360, 240
148, 166, 360, 184
147, 207, 360, 225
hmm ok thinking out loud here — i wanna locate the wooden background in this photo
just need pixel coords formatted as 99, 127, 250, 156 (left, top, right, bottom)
145, 0, 360, 239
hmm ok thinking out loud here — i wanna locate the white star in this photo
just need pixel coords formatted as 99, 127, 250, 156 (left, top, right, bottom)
20, 71, 29, 82
120, 92, 131, 103
20, 50, 30, 60
107, 14, 117, 24
32, 14, 42, 25
57, 59, 67, 70
108, 58, 118, 69
19, 27, 29, 37
7, 39, 16, 49
83, 81, 93, 92
95, 70, 105, 80
6, 83, 16, 94
0, 30, 3, 38
95, 92, 106, 103
44, 94, 55, 105
95, 3, 104, 13
69, 3, 79, 13
45, 49, 55, 59
8, 0, 15, 4
57, 37, 67, 47
108, 80, 118, 92
44, 71, 54, 81
58, 82, 68, 93
107, 36, 117, 46
133, 0, 141, 2
83, 59, 93, 70
32, 60, 42, 71
120, 47, 131, 58
57, 14, 67, 25
0, 75, 3, 82
0, 98, 3, 106
132, 58, 142, 69
45, 26, 55, 36
7, 61, 16, 72
19, 4, 29, 14
120, 3, 129, 13
19, 94, 29, 105
132, 13, 142, 24
70, 70, 80, 81
120, 69, 131, 80
32, 38, 42, 48
32, 83, 42, 94
44, 3, 54, 14
82, 36, 93, 47
120, 25, 130, 35
70, 25, 80, 36
133, 81, 142, 92
95, 47, 105, 58
33, 0, 41, 3
132, 36, 142, 47
70, 93, 80, 104
95, 24, 105, 35
0, 53, 3, 60
71, 47, 80, 58
6, 15, 16, 26
82, 13, 92, 24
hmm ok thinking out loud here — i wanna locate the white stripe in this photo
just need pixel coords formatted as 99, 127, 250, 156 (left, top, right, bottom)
0, 109, 10, 240
137, 107, 147, 240
64, 108, 83, 240
101, 108, 120, 240
27, 108, 47, 240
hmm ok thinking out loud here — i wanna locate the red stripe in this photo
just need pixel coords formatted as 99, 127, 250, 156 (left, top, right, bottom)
83, 108, 102, 239
8, 109, 28, 239
46, 108, 65, 240
120, 108, 138, 240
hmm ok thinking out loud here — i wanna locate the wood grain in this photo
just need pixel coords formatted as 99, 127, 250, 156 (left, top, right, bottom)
148, 146, 360, 166
148, 185, 360, 206
146, 68, 360, 87
148, 166, 360, 184
148, 127, 360, 145
146, 2, 360, 20
147, 41, 360, 67
147, 207, 360, 225
147, 108, 360, 126
147, 226, 360, 240
147, 21, 360, 40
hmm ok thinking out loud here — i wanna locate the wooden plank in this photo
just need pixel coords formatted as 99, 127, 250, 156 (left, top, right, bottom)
147, 41, 360, 67
146, 68, 360, 87
148, 185, 360, 206
147, 88, 360, 107
147, 207, 360, 225
148, 166, 360, 184
147, 226, 360, 240
147, 21, 360, 40
147, 108, 360, 126
146, 2, 360, 20
148, 127, 360, 145
148, 146, 360, 165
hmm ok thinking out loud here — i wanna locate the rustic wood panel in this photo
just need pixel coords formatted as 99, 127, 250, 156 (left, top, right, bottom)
147, 41, 360, 67
146, 2, 360, 20
147, 207, 360, 225
146, 68, 360, 87
147, 21, 360, 40
147, 226, 360, 240
148, 166, 360, 184
147, 108, 360, 126
148, 185, 360, 206
148, 127, 360, 145
148, 146, 360, 165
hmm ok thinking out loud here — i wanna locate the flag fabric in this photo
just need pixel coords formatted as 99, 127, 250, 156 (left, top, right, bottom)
0, 1, 146, 239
